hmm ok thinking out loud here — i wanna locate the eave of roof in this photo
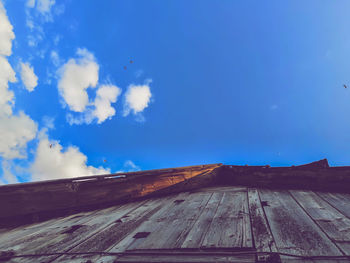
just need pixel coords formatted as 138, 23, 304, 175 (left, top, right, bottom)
1, 158, 350, 228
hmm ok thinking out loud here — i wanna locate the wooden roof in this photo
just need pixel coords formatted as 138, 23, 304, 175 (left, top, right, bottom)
2, 159, 350, 262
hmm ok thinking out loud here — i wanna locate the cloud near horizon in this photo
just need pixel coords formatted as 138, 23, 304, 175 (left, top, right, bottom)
30, 130, 110, 181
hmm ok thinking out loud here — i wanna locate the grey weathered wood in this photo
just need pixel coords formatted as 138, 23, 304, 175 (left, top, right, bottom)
94, 251, 256, 263
114, 253, 255, 263
259, 189, 343, 259
1, 200, 146, 262
192, 186, 247, 193
0, 209, 101, 251
107, 192, 190, 253
201, 190, 252, 248
135, 191, 212, 249
290, 191, 350, 243
318, 192, 350, 219
247, 188, 277, 253
181, 192, 223, 248
53, 197, 172, 263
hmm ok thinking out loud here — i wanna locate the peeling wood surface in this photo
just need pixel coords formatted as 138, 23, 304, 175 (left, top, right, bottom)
4, 186, 350, 262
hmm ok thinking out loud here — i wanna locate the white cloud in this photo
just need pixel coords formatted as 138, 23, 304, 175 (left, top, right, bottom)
57, 48, 99, 112
93, 85, 121, 124
20, 62, 38, 92
65, 84, 121, 125
50, 50, 61, 66
124, 160, 140, 172
0, 111, 38, 159
37, 0, 55, 15
30, 132, 110, 181
58, 49, 122, 125
42, 116, 55, 130
1, 160, 17, 184
123, 80, 152, 116
25, 0, 62, 47
0, 1, 15, 56
0, 2, 38, 165
0, 56, 16, 115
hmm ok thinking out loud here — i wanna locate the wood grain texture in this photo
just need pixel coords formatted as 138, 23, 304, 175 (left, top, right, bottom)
112, 254, 255, 263
0, 164, 221, 227
106, 192, 190, 253
247, 188, 277, 253
318, 192, 350, 219
201, 190, 252, 249
135, 191, 212, 249
259, 189, 343, 258
0, 201, 145, 262
181, 192, 223, 248
290, 191, 350, 243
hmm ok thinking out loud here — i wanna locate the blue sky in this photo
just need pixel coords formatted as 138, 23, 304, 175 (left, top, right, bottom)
1, 0, 350, 183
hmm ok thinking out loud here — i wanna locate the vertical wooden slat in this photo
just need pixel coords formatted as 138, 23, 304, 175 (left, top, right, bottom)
259, 189, 343, 262
181, 192, 223, 248
135, 191, 212, 249
290, 190, 350, 256
201, 189, 252, 248
247, 188, 277, 253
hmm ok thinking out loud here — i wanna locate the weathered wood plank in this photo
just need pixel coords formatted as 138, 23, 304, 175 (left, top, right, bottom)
135, 191, 212, 249
0, 200, 146, 263
247, 188, 277, 253
52, 197, 173, 263
318, 192, 350, 219
0, 209, 100, 249
201, 190, 252, 248
259, 189, 342, 259
290, 191, 350, 244
191, 186, 247, 193
113, 253, 255, 263
181, 192, 223, 248
105, 192, 190, 253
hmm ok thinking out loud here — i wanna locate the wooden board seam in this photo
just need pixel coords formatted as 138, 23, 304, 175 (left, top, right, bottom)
288, 190, 347, 256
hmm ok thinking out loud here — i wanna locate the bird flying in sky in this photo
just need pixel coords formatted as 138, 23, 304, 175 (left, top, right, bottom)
344, 84, 347, 89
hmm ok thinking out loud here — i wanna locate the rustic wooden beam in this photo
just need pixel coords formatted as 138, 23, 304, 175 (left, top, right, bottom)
217, 159, 350, 193
0, 164, 222, 228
